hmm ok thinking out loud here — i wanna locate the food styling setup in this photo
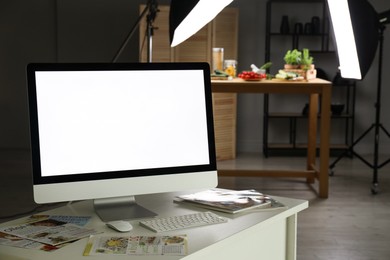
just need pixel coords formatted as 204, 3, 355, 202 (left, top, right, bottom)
210, 48, 317, 82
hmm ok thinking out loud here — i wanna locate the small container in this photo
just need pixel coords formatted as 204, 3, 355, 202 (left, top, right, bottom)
311, 16, 321, 34
224, 59, 237, 77
212, 48, 224, 71
331, 103, 345, 115
280, 15, 290, 34
294, 23, 303, 34
304, 22, 313, 34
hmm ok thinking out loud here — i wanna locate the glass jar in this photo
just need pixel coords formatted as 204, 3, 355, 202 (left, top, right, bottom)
212, 48, 224, 71
224, 59, 237, 77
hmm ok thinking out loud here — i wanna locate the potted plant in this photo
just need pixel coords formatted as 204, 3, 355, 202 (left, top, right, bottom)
283, 49, 301, 69
300, 48, 314, 70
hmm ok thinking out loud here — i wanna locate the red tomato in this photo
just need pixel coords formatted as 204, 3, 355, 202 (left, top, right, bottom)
238, 70, 266, 80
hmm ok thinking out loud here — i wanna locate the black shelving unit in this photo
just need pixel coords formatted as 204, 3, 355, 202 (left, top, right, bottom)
265, 0, 331, 57
263, 0, 356, 157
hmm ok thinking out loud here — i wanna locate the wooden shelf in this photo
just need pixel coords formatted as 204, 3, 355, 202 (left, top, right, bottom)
267, 112, 354, 118
267, 143, 349, 150
266, 143, 350, 157
269, 32, 329, 37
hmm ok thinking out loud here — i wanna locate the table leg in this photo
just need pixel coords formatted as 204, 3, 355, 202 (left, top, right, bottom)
319, 86, 331, 198
306, 93, 318, 184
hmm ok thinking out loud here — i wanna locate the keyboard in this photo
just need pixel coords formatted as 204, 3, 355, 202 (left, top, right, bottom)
139, 211, 228, 233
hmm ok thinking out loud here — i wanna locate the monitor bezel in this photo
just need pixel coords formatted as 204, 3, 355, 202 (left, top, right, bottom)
27, 62, 217, 187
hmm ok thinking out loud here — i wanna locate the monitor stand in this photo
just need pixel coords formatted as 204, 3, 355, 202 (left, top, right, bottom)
93, 196, 157, 222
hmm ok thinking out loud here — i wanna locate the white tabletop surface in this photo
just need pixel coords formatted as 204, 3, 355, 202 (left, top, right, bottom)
0, 190, 308, 260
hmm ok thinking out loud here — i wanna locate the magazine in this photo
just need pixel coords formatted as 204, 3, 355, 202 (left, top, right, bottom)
0, 231, 66, 252
26, 215, 91, 226
83, 235, 188, 256
175, 189, 284, 214
0, 217, 99, 246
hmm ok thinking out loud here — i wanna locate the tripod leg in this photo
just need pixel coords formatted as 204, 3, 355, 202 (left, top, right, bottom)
329, 124, 375, 174
379, 124, 390, 138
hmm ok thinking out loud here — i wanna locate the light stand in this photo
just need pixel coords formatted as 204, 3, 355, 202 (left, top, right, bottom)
113, 0, 233, 61
112, 0, 158, 63
145, 1, 159, 62
329, 15, 390, 194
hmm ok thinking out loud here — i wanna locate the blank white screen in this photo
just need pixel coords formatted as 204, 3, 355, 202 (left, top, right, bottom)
35, 69, 210, 177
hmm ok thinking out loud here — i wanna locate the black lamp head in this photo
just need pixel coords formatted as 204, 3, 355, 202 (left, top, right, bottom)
348, 0, 380, 79
169, 0, 199, 45
169, 0, 233, 47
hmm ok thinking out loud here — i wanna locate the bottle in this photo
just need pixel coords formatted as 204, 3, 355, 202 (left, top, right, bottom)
212, 48, 224, 72
280, 16, 290, 34
311, 16, 321, 34
294, 23, 303, 35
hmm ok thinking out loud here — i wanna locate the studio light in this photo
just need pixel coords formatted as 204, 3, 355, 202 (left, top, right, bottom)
169, 0, 233, 47
113, 0, 233, 61
327, 0, 361, 79
327, 0, 390, 194
327, 0, 379, 80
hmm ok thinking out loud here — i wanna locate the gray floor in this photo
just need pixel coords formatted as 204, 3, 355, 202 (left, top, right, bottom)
218, 153, 390, 260
1, 150, 390, 259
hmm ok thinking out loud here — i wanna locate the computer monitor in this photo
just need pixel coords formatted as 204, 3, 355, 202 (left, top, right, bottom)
27, 62, 218, 221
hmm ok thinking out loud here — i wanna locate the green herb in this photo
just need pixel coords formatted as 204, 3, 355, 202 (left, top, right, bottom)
283, 49, 302, 65
301, 48, 314, 70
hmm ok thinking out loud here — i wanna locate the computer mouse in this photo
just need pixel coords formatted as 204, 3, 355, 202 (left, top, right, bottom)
106, 220, 133, 232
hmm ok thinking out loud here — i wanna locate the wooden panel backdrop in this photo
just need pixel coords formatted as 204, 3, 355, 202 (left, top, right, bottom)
140, 6, 239, 160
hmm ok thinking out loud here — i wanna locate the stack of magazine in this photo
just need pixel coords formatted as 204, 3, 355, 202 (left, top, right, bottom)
174, 188, 285, 214
0, 215, 98, 252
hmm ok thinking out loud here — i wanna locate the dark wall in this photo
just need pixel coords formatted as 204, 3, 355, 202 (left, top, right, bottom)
0, 0, 389, 154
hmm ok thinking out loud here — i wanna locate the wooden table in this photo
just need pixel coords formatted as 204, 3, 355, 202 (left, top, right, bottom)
211, 78, 332, 198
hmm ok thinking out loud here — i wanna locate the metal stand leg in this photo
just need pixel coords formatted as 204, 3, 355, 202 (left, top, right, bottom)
329, 25, 390, 194
112, 0, 158, 63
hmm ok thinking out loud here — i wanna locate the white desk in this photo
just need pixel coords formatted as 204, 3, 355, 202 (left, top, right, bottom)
0, 192, 308, 260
